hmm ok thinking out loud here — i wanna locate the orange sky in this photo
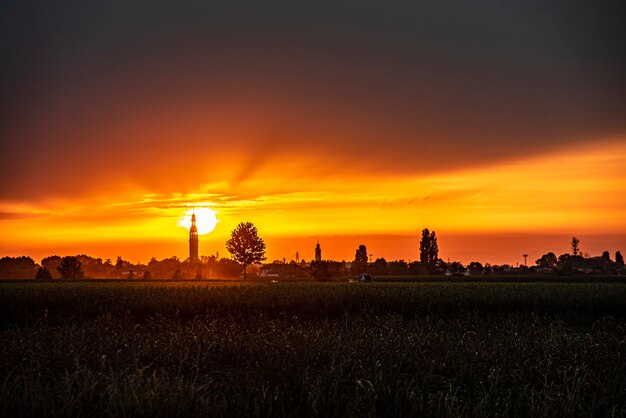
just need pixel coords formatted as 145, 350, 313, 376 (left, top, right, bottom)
2, 2, 625, 266
1, 139, 624, 265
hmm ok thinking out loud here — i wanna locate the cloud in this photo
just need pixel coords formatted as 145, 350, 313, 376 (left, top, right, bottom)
0, 212, 49, 220
1, 0, 624, 204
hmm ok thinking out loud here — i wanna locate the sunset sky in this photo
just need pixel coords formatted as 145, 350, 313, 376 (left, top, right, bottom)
1, 1, 625, 265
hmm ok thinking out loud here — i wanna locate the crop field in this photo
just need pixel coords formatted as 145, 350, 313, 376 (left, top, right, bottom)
2, 281, 626, 417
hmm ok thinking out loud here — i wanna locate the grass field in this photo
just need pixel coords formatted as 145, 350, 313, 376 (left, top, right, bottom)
2, 281, 626, 417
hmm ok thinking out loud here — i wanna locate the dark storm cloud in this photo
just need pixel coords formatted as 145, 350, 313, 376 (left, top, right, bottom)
1, 0, 625, 200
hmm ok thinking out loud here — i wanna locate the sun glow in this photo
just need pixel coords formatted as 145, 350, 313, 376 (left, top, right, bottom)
179, 208, 218, 235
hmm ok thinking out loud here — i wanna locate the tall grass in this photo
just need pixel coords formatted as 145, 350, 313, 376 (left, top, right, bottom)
1, 282, 626, 416
2, 282, 626, 325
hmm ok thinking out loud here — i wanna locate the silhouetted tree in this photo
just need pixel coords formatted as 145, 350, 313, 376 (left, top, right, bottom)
215, 258, 243, 278
419, 229, 430, 266
354, 245, 368, 264
434, 259, 448, 275
428, 234, 439, 270
146, 256, 181, 279
200, 255, 217, 265
352, 245, 368, 275
388, 260, 408, 275
226, 222, 267, 281
57, 256, 84, 279
310, 260, 331, 281
62, 254, 115, 278
556, 253, 572, 273
419, 229, 439, 273
602, 251, 611, 261
115, 256, 132, 270
34, 266, 53, 281
143, 271, 152, 280
408, 260, 422, 275
0, 256, 38, 279
556, 253, 574, 275
572, 237, 580, 256
536, 252, 557, 269
41, 256, 62, 279
172, 268, 182, 280
371, 258, 388, 276
616, 251, 624, 266
448, 261, 465, 275
468, 262, 483, 275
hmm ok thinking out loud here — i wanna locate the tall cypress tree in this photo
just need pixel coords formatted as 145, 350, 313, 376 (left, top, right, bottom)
428, 230, 439, 271
353, 244, 368, 275
419, 229, 430, 266
420, 229, 439, 273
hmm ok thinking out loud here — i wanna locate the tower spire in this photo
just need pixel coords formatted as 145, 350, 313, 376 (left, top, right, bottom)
189, 211, 199, 262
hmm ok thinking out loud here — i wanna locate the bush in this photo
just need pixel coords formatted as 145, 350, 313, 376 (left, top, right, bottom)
34, 267, 53, 281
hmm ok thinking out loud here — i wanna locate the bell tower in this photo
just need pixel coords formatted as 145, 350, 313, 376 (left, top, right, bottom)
189, 212, 199, 262
315, 241, 322, 262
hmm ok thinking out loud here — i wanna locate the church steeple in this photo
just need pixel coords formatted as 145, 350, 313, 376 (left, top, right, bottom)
315, 241, 322, 262
189, 211, 199, 262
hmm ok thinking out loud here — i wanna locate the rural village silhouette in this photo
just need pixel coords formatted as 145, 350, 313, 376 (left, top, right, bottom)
1, 212, 624, 280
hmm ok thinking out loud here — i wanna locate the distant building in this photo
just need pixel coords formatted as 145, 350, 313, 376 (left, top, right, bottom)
189, 212, 199, 262
315, 241, 322, 262
259, 266, 280, 278
259, 262, 306, 279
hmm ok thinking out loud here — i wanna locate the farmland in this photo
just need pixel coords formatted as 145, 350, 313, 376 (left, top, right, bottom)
2, 281, 626, 417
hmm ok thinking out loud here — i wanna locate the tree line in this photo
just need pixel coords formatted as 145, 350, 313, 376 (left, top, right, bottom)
0, 225, 624, 280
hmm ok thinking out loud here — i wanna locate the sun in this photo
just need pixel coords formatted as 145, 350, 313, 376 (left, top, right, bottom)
179, 208, 218, 235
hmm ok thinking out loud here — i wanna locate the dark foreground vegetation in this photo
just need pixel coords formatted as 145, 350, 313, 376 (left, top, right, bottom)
2, 282, 626, 417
